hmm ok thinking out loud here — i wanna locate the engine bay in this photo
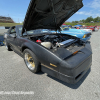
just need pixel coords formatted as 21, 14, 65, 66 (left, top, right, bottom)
30, 34, 84, 50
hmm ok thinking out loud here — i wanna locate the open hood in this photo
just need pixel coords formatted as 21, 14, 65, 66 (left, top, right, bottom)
22, 0, 83, 34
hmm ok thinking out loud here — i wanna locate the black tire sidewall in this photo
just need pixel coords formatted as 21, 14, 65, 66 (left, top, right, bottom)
23, 49, 40, 73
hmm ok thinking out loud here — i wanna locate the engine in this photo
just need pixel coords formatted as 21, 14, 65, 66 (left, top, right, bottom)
30, 34, 76, 49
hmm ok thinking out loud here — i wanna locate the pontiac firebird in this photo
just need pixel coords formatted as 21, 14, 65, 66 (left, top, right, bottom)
4, 0, 92, 84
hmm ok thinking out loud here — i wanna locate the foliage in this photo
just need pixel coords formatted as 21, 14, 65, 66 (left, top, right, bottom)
65, 16, 100, 26
64, 22, 100, 26
85, 16, 93, 23
0, 23, 22, 27
72, 16, 100, 23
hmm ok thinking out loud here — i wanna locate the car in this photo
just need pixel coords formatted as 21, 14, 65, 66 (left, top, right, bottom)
78, 27, 92, 33
71, 26, 92, 33
80, 28, 92, 33
63, 27, 91, 41
94, 26, 99, 31
86, 26, 95, 31
98, 26, 100, 29
4, 0, 92, 84
0, 42, 4, 46
52, 27, 91, 42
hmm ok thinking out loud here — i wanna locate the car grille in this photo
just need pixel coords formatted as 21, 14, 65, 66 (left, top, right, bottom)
86, 33, 91, 38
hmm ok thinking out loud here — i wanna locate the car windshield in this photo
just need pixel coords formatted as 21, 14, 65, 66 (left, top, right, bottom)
61, 25, 67, 28
18, 26, 51, 36
63, 27, 69, 30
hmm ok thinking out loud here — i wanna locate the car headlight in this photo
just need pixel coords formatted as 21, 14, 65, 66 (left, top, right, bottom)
83, 34, 86, 38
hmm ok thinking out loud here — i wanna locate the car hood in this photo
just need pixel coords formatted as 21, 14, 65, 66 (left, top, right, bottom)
60, 30, 86, 38
22, 0, 83, 34
70, 29, 88, 33
62, 29, 89, 34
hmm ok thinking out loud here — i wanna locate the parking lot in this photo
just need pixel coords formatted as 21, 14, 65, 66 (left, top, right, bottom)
0, 30, 100, 100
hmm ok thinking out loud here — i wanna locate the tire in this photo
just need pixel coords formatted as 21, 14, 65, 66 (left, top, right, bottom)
23, 49, 40, 73
4, 39, 12, 51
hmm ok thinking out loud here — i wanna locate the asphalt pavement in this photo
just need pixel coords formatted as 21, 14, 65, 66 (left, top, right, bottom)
0, 30, 100, 100
0, 29, 8, 35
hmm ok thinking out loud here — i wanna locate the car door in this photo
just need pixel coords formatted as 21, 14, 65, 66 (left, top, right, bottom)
7, 27, 18, 51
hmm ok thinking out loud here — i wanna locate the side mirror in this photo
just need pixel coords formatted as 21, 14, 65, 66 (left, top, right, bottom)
10, 33, 16, 38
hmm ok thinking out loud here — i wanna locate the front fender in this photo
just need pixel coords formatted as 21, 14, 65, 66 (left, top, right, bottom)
21, 40, 66, 71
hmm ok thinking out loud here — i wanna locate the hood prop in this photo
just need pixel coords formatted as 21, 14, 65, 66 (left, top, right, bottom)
24, 28, 30, 38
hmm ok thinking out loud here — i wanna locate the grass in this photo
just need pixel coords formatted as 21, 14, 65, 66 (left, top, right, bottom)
0, 23, 23, 27
0, 22, 100, 27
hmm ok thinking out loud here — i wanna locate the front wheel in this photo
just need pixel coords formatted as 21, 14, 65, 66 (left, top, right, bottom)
23, 49, 40, 73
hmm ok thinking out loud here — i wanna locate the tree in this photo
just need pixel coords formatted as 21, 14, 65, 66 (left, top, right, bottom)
82, 19, 85, 23
85, 16, 93, 23
72, 16, 100, 23
72, 21, 78, 23
79, 19, 85, 23
72, 21, 75, 23
94, 16, 100, 22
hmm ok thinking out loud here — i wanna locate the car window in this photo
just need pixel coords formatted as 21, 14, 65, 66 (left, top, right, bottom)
11, 29, 15, 33
10, 27, 16, 34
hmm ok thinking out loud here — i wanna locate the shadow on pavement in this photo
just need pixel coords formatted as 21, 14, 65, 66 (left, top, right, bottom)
47, 68, 91, 89
37, 71, 44, 75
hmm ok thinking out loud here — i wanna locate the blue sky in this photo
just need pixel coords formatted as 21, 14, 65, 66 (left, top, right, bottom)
0, 0, 100, 23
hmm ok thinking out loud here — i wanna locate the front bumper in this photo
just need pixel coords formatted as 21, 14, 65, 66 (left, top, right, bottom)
41, 43, 92, 84
82, 36, 91, 42
59, 55, 92, 84
41, 61, 91, 84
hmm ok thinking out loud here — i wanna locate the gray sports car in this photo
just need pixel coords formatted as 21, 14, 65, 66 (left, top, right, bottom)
4, 0, 92, 84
